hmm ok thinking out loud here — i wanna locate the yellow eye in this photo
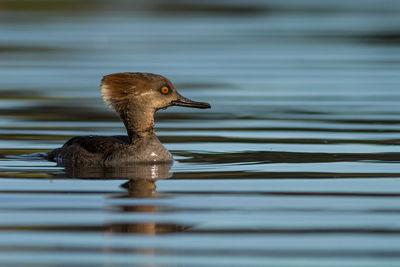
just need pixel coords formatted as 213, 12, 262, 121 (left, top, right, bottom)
160, 86, 169, 95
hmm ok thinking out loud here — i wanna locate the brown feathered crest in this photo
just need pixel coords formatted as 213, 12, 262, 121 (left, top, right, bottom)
100, 72, 160, 112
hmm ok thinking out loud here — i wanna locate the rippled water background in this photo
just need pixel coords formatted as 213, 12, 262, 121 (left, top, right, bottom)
1, 0, 400, 266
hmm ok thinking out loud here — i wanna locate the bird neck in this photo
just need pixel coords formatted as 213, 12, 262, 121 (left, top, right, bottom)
119, 107, 155, 144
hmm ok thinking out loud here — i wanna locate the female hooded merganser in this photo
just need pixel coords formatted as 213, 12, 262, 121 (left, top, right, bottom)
46, 72, 211, 165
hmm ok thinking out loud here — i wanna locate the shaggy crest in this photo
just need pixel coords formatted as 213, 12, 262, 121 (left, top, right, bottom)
100, 72, 166, 112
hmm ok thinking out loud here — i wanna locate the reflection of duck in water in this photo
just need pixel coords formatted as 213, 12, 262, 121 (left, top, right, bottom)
107, 179, 190, 235
53, 161, 189, 235
46, 72, 210, 166
63, 162, 188, 235
62, 161, 173, 180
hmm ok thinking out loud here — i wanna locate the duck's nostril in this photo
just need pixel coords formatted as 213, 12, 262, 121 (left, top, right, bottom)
171, 95, 211, 109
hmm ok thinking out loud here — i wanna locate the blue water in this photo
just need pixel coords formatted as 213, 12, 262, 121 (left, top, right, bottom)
1, 0, 400, 266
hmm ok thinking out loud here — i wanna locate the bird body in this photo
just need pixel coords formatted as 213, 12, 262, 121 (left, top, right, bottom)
46, 73, 210, 166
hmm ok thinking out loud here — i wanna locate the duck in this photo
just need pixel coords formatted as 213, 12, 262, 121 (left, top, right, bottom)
46, 72, 211, 165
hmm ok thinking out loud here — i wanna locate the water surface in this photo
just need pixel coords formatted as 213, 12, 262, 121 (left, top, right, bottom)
1, 0, 400, 266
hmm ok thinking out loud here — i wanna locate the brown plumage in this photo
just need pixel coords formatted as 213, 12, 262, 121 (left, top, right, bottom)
101, 72, 174, 113
46, 72, 211, 166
